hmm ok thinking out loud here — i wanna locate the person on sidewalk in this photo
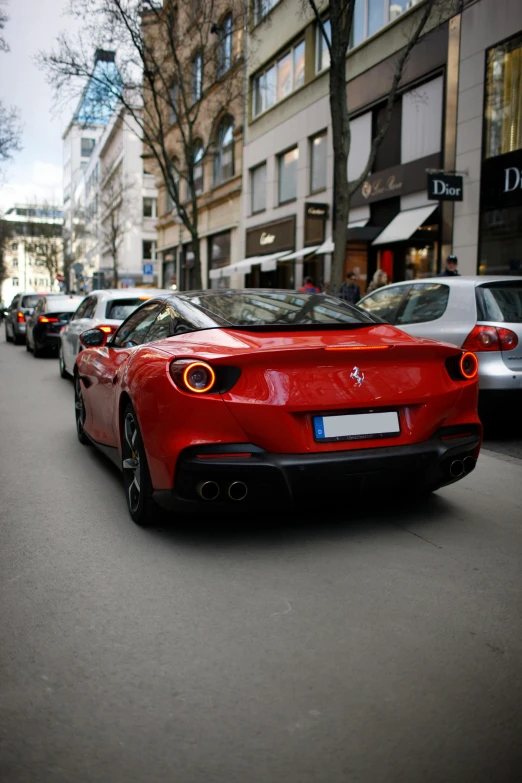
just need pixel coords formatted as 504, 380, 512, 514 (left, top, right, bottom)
440, 254, 461, 276
339, 271, 362, 304
299, 276, 321, 294
366, 269, 389, 294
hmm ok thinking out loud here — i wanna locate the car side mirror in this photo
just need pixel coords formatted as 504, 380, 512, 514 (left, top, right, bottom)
79, 328, 108, 348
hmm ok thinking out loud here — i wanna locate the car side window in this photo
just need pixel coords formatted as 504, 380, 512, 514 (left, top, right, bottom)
145, 306, 174, 343
358, 285, 411, 323
396, 283, 450, 325
82, 297, 97, 319
112, 303, 164, 348
72, 299, 90, 320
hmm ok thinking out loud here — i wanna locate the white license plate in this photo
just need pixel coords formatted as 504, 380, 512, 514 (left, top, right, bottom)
313, 411, 400, 441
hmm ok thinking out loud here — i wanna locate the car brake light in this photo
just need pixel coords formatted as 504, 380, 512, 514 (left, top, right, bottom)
462, 325, 518, 352
170, 359, 217, 394
39, 316, 59, 323
459, 351, 478, 380
97, 324, 117, 334
17, 312, 25, 323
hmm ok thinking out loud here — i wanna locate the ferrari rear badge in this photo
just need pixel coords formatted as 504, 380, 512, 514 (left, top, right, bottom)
350, 366, 364, 387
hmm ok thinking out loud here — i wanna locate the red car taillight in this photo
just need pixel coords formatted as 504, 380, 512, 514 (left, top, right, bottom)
446, 351, 479, 381
462, 325, 518, 352
17, 311, 25, 323
39, 316, 59, 323
170, 360, 216, 394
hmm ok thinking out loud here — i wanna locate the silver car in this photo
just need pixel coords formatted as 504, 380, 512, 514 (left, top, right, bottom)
59, 288, 173, 378
357, 276, 522, 395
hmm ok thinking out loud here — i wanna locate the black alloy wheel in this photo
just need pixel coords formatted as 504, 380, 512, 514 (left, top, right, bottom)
121, 403, 156, 527
14, 332, 25, 345
33, 339, 43, 358
59, 345, 69, 378
74, 374, 90, 445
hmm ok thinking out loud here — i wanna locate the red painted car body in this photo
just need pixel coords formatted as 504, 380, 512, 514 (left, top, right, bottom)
75, 290, 481, 516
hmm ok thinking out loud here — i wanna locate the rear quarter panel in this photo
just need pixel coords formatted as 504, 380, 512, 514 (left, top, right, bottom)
396, 283, 477, 347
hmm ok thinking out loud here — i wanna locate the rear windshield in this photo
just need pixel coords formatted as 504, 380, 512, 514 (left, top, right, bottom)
476, 282, 522, 323
179, 290, 378, 329
21, 295, 41, 308
106, 298, 149, 320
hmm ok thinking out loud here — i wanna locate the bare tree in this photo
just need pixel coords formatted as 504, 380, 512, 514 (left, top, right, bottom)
38, 0, 247, 290
0, 213, 14, 292
98, 171, 135, 287
0, 2, 22, 171
33, 224, 63, 285
305, 0, 456, 289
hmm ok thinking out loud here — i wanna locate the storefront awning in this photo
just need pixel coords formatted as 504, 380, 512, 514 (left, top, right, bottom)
315, 218, 371, 254
372, 205, 438, 246
208, 251, 292, 280
279, 245, 320, 260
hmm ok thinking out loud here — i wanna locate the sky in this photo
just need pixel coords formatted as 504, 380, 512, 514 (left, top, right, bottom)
0, 0, 78, 211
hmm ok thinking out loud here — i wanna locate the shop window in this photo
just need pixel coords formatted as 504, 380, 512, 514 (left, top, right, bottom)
395, 283, 449, 325
310, 131, 327, 193
401, 77, 443, 164
348, 112, 372, 182
278, 146, 299, 204
143, 197, 157, 218
213, 117, 235, 185
485, 33, 522, 158
208, 231, 231, 270
253, 40, 305, 117
316, 19, 331, 73
373, 99, 401, 171
251, 162, 267, 213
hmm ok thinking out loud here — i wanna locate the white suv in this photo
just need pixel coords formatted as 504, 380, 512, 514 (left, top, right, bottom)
59, 288, 173, 378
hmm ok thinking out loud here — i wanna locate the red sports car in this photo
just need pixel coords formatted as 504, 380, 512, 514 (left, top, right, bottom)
74, 290, 481, 526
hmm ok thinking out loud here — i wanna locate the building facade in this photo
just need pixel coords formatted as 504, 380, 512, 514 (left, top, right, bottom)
0, 205, 63, 305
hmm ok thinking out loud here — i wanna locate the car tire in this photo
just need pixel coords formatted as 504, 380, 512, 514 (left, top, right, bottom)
14, 333, 25, 345
59, 346, 69, 378
74, 374, 91, 445
33, 340, 43, 358
5, 325, 13, 343
121, 403, 157, 528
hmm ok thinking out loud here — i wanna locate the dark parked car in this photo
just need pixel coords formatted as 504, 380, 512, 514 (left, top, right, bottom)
25, 295, 83, 357
4, 292, 42, 344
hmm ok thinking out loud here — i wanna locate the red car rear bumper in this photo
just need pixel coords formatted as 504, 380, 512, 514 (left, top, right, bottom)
152, 426, 481, 513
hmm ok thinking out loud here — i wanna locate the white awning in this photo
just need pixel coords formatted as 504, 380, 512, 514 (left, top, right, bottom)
348, 218, 369, 228
316, 236, 334, 254
208, 251, 292, 279
372, 204, 438, 245
279, 245, 320, 260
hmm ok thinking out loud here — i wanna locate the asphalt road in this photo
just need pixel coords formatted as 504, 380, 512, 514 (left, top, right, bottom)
1, 335, 522, 783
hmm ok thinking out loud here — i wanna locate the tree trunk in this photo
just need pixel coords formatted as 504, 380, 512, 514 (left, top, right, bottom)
329, 53, 350, 293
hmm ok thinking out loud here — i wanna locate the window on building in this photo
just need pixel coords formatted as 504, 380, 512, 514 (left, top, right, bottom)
213, 117, 235, 186
373, 99, 402, 171
12, 277, 19, 287
347, 112, 372, 181
278, 146, 299, 204
401, 77, 443, 164
143, 240, 155, 260
11, 242, 18, 251
368, 0, 385, 37
316, 19, 331, 73
169, 82, 178, 124
310, 131, 327, 193
143, 197, 157, 218
12, 259, 18, 269
251, 163, 267, 213
352, 0, 364, 47
253, 40, 306, 117
253, 0, 278, 26
192, 53, 203, 103
193, 142, 204, 196
81, 138, 95, 158
485, 33, 522, 159
218, 14, 233, 77
208, 230, 231, 269
165, 160, 179, 212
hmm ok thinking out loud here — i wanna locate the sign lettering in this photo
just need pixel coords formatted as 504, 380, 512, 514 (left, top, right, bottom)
427, 173, 463, 201
259, 232, 276, 245
504, 167, 522, 192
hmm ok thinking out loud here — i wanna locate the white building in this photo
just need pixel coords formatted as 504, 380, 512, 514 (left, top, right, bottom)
1, 205, 63, 305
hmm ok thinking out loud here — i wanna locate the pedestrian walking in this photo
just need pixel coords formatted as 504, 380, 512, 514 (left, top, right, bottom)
299, 276, 320, 294
339, 271, 361, 304
366, 269, 389, 294
440, 254, 461, 276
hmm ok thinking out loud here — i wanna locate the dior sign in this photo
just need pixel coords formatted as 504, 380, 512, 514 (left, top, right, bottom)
504, 167, 522, 192
480, 149, 522, 211
427, 173, 463, 201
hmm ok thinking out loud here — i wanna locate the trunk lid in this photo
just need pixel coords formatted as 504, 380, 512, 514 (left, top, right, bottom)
476, 281, 522, 371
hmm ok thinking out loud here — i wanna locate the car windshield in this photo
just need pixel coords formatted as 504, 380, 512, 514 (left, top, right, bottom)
21, 295, 41, 308
476, 282, 522, 323
178, 290, 378, 329
106, 297, 151, 320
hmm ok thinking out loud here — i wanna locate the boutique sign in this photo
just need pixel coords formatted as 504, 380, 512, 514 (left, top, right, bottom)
427, 173, 463, 201
481, 149, 522, 210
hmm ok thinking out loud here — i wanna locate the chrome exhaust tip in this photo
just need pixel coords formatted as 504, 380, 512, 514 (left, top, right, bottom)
228, 481, 248, 501
463, 456, 476, 474
449, 459, 465, 478
196, 480, 220, 501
